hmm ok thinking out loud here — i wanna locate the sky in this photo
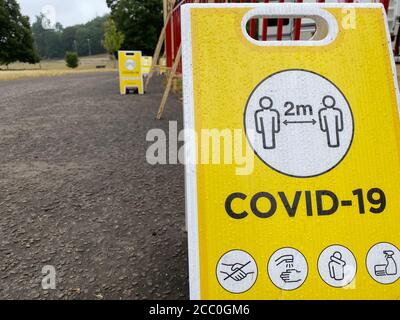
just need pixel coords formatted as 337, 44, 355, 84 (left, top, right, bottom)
17, 0, 110, 27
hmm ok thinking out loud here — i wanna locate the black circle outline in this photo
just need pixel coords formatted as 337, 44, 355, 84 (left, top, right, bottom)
317, 244, 358, 288
243, 69, 355, 178
365, 242, 400, 285
216, 249, 258, 294
267, 246, 309, 291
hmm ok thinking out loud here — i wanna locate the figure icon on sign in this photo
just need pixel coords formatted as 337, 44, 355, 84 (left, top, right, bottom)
329, 251, 346, 281
318, 95, 344, 148
255, 96, 280, 149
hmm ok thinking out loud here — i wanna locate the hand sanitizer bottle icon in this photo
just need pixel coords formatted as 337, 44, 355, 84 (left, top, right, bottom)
374, 250, 398, 277
384, 251, 397, 276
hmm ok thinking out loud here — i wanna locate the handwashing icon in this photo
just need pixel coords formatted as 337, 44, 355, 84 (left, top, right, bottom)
275, 255, 303, 283
275, 254, 294, 267
268, 247, 308, 290
374, 250, 398, 277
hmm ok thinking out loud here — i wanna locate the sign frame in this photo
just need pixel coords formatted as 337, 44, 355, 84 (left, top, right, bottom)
118, 50, 144, 95
182, 3, 400, 300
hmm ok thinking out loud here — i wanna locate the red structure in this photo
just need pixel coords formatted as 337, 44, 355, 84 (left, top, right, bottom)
164, 0, 394, 75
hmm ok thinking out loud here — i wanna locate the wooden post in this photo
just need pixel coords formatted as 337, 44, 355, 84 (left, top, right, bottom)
145, 0, 176, 91
156, 45, 182, 120
163, 0, 168, 24
155, 0, 201, 119
145, 17, 169, 91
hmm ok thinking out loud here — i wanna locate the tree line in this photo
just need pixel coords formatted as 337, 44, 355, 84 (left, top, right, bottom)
0, 0, 164, 66
32, 14, 109, 59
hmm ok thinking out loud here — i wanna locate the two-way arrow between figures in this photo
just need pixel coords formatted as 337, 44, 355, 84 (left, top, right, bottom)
283, 119, 317, 126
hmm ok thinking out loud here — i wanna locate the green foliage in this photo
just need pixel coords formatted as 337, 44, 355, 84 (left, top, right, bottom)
32, 15, 109, 59
65, 51, 79, 68
75, 16, 109, 56
106, 0, 163, 55
103, 18, 124, 56
0, 0, 40, 65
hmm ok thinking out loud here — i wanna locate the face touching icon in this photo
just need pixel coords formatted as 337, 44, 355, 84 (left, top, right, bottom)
318, 245, 357, 288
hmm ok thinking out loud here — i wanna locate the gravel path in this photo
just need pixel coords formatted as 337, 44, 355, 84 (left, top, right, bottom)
0, 72, 187, 300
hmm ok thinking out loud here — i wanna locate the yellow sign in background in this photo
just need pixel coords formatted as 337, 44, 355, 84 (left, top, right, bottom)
118, 50, 144, 95
182, 4, 400, 299
141, 56, 153, 75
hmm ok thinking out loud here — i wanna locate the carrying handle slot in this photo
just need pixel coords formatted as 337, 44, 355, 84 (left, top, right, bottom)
241, 6, 338, 46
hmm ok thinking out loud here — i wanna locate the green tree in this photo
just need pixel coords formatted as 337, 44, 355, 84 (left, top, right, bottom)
74, 16, 109, 57
103, 18, 124, 65
106, 0, 163, 55
0, 0, 39, 66
62, 26, 78, 53
65, 51, 79, 68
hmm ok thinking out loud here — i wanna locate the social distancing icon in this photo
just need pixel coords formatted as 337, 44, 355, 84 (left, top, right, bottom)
182, 3, 400, 299
244, 69, 354, 178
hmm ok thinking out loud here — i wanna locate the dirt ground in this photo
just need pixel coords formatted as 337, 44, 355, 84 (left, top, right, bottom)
0, 65, 399, 300
0, 72, 187, 300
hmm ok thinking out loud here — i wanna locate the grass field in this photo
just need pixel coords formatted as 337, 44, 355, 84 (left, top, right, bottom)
1, 54, 399, 83
0, 54, 117, 81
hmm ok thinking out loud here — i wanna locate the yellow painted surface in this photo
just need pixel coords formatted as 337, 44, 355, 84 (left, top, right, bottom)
189, 7, 400, 299
118, 51, 143, 95
141, 56, 153, 75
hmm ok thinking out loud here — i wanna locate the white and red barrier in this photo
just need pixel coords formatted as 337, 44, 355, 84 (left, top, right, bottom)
164, 0, 398, 75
